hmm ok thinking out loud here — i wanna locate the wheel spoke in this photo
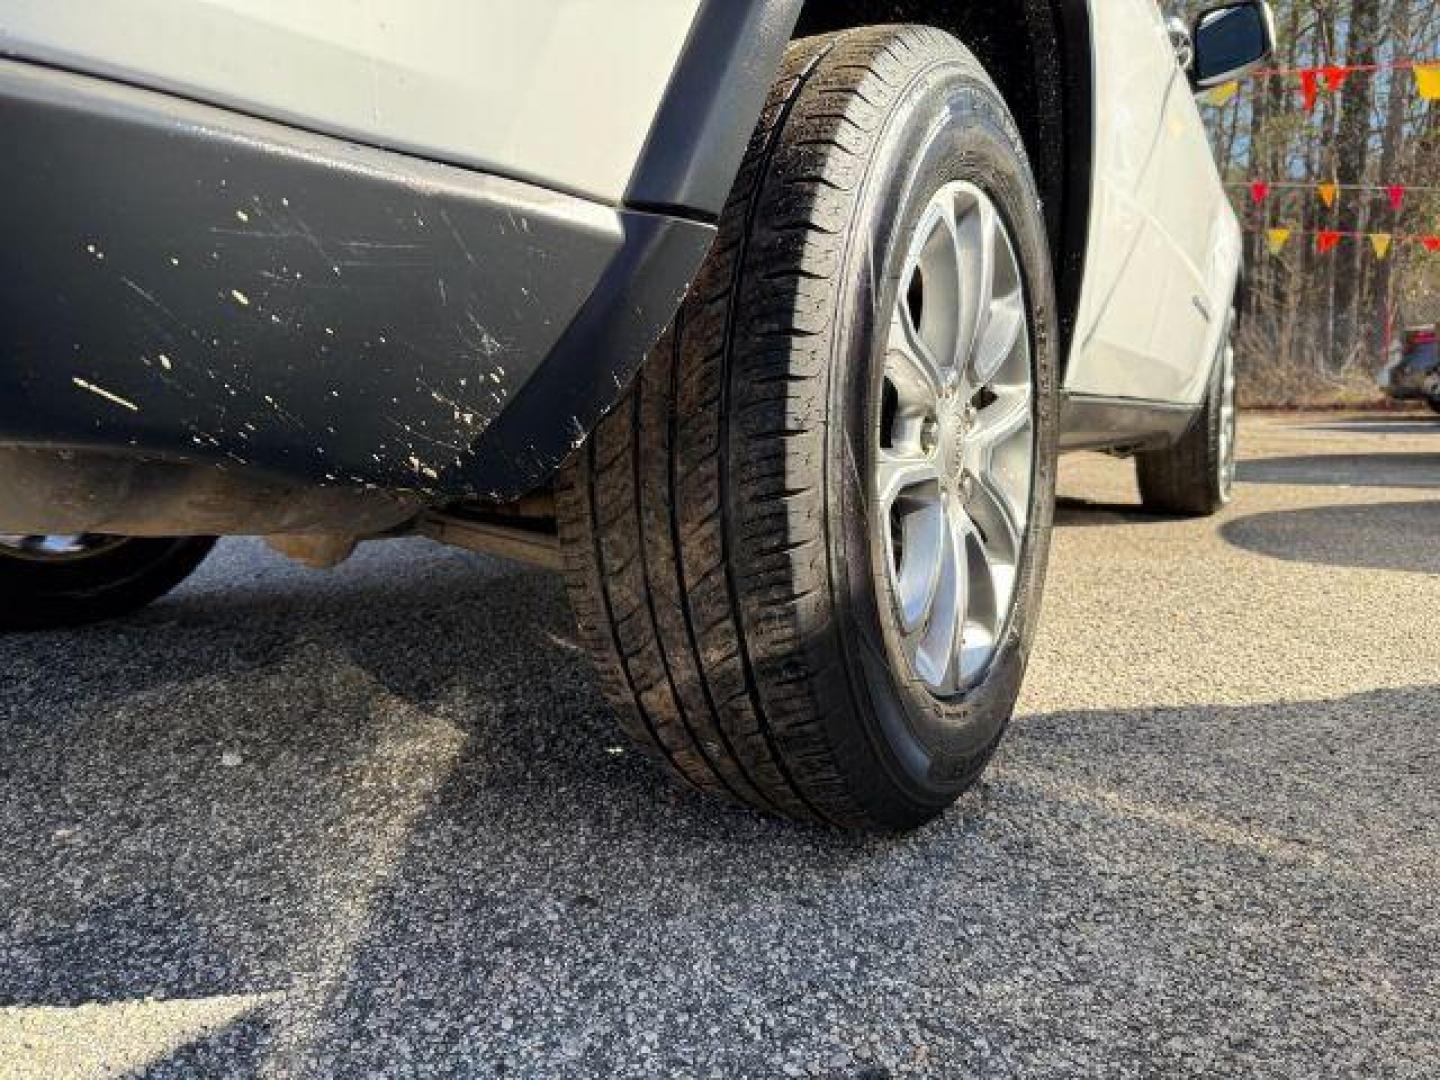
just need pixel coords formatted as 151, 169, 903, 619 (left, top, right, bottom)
913, 506, 966, 691
887, 305, 944, 413
973, 287, 1025, 387
953, 193, 998, 383
968, 465, 1025, 567
970, 383, 1033, 456
875, 451, 941, 513
956, 503, 1010, 687
877, 451, 946, 634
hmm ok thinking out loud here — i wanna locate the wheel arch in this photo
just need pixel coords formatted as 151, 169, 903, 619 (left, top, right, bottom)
791, 1, 1094, 371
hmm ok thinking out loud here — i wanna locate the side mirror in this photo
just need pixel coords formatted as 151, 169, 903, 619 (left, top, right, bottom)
1190, 1, 1277, 90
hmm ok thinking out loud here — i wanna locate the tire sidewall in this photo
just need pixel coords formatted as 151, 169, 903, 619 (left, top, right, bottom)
825, 59, 1059, 817
1205, 311, 1237, 509
0, 536, 214, 630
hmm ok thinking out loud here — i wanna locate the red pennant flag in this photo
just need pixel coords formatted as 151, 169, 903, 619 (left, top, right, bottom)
1249, 181, 1271, 205
1316, 231, 1342, 254
1421, 236, 1440, 253
1322, 66, 1353, 92
1388, 185, 1406, 212
1299, 69, 1323, 112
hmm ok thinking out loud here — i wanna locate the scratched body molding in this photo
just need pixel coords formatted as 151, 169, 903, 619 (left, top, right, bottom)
0, 60, 713, 499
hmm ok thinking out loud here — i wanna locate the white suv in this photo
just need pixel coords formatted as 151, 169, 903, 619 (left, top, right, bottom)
0, 1, 1273, 829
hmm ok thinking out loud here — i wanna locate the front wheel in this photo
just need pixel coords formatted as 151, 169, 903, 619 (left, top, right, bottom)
557, 26, 1058, 831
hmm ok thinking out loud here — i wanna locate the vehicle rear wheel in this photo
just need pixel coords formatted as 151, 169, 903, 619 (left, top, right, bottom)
0, 534, 215, 631
557, 26, 1058, 831
1135, 311, 1238, 516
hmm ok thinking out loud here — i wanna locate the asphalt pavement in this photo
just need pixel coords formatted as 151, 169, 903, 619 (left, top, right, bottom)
1, 412, 1436, 1079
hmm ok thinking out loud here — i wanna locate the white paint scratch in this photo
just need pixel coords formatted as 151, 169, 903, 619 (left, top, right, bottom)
231, 289, 251, 307
73, 377, 139, 412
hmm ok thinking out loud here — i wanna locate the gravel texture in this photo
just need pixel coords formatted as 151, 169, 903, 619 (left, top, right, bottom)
0, 412, 1436, 1078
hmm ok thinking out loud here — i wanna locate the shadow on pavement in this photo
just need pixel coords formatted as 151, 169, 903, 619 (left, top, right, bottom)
1221, 500, 1440, 574
1, 541, 1435, 1075
1237, 452, 1440, 489
1298, 415, 1439, 436
1053, 497, 1164, 527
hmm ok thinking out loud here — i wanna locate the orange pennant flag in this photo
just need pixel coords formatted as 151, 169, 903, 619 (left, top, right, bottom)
1265, 228, 1292, 255
1415, 63, 1440, 101
1316, 231, 1342, 254
1317, 182, 1339, 208
1370, 234, 1393, 260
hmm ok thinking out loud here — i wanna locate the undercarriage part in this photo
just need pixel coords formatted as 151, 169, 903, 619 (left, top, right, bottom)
264, 534, 361, 569
420, 501, 560, 569
0, 447, 425, 538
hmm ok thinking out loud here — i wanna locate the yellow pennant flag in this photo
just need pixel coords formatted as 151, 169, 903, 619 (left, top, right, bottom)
1266, 228, 1293, 256
1203, 81, 1240, 107
1318, 182, 1338, 208
1415, 62, 1440, 101
1370, 233, 1394, 260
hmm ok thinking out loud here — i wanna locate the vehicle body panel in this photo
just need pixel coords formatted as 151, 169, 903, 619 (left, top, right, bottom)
1065, 0, 1241, 406
0, 0, 704, 204
0, 59, 712, 507
0, 0, 1248, 538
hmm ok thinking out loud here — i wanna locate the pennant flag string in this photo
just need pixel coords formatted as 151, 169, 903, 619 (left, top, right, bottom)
1243, 226, 1440, 257
1201, 59, 1440, 107
1248, 58, 1438, 79
1225, 181, 1440, 193
1224, 181, 1440, 207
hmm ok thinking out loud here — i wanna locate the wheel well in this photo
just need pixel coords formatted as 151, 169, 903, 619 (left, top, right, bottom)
793, 0, 1092, 366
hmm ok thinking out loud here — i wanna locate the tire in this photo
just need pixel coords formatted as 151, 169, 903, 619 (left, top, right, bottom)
557, 26, 1059, 831
1135, 310, 1238, 516
0, 535, 215, 631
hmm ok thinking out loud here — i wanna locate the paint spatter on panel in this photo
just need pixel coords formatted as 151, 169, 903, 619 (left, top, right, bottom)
72, 377, 139, 412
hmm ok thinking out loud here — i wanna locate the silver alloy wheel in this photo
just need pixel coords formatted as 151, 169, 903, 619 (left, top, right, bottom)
875, 182, 1035, 696
0, 534, 127, 562
1217, 321, 1237, 502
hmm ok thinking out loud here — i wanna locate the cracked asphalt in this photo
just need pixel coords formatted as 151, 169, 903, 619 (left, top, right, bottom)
1, 412, 1436, 1079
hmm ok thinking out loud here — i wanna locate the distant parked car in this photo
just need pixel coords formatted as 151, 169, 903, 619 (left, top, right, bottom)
1379, 327, 1440, 413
